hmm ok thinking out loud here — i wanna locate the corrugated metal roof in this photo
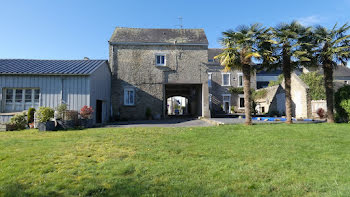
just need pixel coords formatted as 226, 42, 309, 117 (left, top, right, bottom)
0, 59, 107, 75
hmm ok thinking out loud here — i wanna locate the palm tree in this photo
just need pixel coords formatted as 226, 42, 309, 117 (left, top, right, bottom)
312, 23, 350, 123
215, 24, 275, 125
273, 21, 312, 124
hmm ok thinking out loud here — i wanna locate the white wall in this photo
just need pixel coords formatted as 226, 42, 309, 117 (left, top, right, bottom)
89, 62, 111, 123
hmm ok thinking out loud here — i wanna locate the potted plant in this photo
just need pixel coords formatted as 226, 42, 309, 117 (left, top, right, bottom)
27, 107, 36, 129
6, 113, 27, 131
80, 106, 94, 128
62, 110, 79, 129
55, 103, 67, 120
36, 107, 55, 131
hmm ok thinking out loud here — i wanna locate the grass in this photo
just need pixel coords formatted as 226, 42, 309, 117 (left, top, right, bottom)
1, 124, 350, 196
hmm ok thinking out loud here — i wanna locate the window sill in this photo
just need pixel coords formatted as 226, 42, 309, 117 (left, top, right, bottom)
155, 65, 167, 67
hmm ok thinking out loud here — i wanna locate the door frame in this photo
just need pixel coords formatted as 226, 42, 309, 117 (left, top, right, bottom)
222, 94, 231, 114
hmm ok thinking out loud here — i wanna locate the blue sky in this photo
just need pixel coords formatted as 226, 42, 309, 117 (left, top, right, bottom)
1, 0, 350, 60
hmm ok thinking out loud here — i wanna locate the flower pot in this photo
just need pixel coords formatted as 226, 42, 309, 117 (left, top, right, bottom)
38, 121, 56, 131
81, 119, 93, 128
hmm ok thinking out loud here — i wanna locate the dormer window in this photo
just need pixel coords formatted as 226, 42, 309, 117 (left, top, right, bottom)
156, 54, 166, 66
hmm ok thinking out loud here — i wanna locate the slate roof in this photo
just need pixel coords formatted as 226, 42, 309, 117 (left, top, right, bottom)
207, 48, 222, 66
333, 65, 350, 77
109, 27, 208, 45
0, 59, 107, 75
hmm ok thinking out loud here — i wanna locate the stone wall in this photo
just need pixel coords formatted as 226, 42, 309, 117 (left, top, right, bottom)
282, 72, 311, 118
207, 64, 256, 115
109, 44, 209, 120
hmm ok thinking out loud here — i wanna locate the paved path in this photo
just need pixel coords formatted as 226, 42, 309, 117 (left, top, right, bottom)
211, 118, 325, 124
105, 118, 213, 128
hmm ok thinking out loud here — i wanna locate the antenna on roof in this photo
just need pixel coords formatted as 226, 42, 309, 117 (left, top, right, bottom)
176, 17, 183, 29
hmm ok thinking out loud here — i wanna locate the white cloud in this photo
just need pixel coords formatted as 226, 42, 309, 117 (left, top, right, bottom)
297, 15, 323, 26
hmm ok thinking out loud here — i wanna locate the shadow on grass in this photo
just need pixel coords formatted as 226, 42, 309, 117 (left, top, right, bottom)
1, 178, 217, 197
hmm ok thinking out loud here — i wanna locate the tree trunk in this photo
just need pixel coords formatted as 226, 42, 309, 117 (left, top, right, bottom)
283, 49, 293, 124
323, 62, 335, 123
243, 65, 252, 125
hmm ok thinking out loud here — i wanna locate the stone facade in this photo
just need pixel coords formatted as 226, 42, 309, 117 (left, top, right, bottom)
281, 73, 311, 118
109, 28, 210, 120
109, 28, 257, 120
207, 64, 256, 115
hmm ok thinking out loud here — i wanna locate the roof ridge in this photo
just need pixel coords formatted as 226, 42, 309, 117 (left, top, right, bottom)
114, 27, 205, 30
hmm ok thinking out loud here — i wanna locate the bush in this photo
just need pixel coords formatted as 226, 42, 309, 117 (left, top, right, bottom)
27, 108, 36, 124
63, 110, 79, 120
10, 113, 27, 130
316, 108, 325, 119
80, 106, 93, 119
335, 85, 350, 122
56, 104, 68, 119
268, 74, 284, 87
300, 72, 326, 100
36, 107, 55, 123
340, 99, 350, 122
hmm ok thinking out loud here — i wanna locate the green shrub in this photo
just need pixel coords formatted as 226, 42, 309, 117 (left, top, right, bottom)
10, 113, 27, 130
268, 74, 284, 87
340, 99, 350, 122
36, 107, 55, 123
56, 104, 68, 119
27, 108, 36, 124
335, 85, 350, 122
300, 72, 326, 100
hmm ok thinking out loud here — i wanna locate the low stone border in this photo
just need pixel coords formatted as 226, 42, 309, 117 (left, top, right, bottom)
199, 117, 225, 126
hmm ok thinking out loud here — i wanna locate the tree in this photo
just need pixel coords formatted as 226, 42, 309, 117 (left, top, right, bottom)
299, 71, 326, 100
312, 24, 350, 123
268, 74, 284, 87
273, 21, 312, 124
215, 24, 275, 125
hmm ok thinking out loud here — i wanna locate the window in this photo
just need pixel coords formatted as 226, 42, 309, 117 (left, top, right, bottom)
4, 88, 40, 112
208, 73, 212, 88
238, 94, 245, 109
156, 54, 166, 66
222, 73, 230, 86
124, 88, 135, 106
237, 73, 243, 87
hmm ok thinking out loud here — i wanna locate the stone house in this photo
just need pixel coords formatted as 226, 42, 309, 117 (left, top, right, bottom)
108, 27, 256, 120
255, 72, 311, 118
207, 49, 256, 116
255, 85, 285, 115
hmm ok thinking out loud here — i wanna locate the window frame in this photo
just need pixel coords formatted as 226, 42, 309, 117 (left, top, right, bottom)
3, 88, 40, 112
208, 72, 212, 88
155, 53, 166, 66
222, 94, 231, 113
238, 94, 245, 109
124, 88, 135, 106
221, 73, 231, 86
237, 72, 243, 87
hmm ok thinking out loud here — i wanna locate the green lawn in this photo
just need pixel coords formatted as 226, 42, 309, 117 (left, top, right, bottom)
1, 124, 350, 196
